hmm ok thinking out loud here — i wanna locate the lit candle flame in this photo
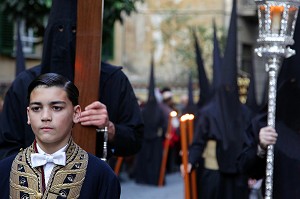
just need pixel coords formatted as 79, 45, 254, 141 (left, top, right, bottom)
187, 114, 194, 120
180, 114, 188, 122
270, 6, 284, 33
170, 111, 177, 117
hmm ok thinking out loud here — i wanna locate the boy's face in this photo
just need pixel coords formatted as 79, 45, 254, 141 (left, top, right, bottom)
27, 86, 80, 153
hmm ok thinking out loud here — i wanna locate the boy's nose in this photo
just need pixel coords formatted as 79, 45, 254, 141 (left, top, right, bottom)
41, 110, 52, 122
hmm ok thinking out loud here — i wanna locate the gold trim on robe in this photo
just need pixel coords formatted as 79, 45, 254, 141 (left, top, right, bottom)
202, 140, 219, 170
10, 139, 88, 199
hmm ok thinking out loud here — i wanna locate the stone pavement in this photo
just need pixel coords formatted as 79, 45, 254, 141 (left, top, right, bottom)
120, 172, 184, 199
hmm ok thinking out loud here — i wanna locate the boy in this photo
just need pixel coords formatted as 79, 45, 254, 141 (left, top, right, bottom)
0, 73, 120, 198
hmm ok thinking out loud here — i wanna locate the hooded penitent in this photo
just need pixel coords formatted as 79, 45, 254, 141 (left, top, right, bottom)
40, 0, 77, 81
208, 0, 252, 173
135, 56, 165, 185
141, 57, 164, 139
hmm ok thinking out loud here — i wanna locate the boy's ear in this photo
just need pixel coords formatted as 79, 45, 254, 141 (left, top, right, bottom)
27, 107, 31, 125
73, 105, 81, 124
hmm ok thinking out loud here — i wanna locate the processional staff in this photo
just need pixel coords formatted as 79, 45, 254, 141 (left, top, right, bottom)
254, 1, 300, 198
73, 0, 107, 158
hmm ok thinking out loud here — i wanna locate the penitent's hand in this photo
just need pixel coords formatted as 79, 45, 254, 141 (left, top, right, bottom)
180, 163, 192, 177
259, 126, 278, 149
79, 101, 115, 141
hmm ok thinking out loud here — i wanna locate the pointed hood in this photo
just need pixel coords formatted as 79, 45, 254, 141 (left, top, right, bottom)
147, 55, 157, 104
220, 0, 238, 96
214, 0, 239, 119
212, 19, 222, 94
142, 56, 164, 139
15, 19, 26, 77
193, 31, 211, 108
182, 73, 198, 114
40, 0, 77, 81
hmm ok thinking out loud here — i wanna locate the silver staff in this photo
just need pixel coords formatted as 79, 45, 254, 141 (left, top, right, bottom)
97, 127, 108, 161
254, 1, 300, 198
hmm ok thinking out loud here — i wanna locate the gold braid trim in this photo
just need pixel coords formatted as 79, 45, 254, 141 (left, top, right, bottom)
10, 139, 89, 199
44, 140, 88, 198
10, 146, 43, 199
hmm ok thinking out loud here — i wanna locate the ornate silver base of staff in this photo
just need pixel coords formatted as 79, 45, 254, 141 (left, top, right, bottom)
97, 127, 108, 161
254, 1, 300, 198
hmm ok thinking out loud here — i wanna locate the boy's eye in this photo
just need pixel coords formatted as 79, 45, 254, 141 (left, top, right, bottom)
52, 106, 63, 111
31, 106, 41, 112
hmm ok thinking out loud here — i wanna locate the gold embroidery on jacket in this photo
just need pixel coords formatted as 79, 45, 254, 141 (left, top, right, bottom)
10, 139, 88, 199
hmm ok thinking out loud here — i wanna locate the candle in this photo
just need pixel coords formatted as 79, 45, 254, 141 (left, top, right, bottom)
158, 111, 177, 186
180, 115, 191, 199
270, 6, 284, 34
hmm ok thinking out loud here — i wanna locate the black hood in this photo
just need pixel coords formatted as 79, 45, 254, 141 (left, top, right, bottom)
276, 79, 300, 131
40, 0, 77, 81
182, 73, 198, 115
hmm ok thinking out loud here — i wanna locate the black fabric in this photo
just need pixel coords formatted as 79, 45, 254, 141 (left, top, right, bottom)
200, 168, 220, 199
219, 173, 249, 199
182, 73, 198, 115
40, 0, 77, 81
0, 153, 121, 198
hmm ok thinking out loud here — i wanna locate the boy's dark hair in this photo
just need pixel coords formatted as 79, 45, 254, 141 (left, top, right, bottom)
27, 73, 79, 106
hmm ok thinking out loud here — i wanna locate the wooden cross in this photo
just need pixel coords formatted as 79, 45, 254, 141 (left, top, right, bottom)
73, 0, 103, 154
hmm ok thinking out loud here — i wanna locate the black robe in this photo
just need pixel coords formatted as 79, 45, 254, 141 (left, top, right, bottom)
0, 152, 120, 198
0, 62, 144, 159
238, 117, 300, 198
134, 104, 165, 185
189, 100, 253, 199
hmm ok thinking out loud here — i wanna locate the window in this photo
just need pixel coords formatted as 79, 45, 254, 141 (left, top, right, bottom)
0, 10, 13, 55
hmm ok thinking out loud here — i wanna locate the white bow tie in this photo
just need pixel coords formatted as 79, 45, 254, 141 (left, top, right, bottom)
31, 152, 66, 168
